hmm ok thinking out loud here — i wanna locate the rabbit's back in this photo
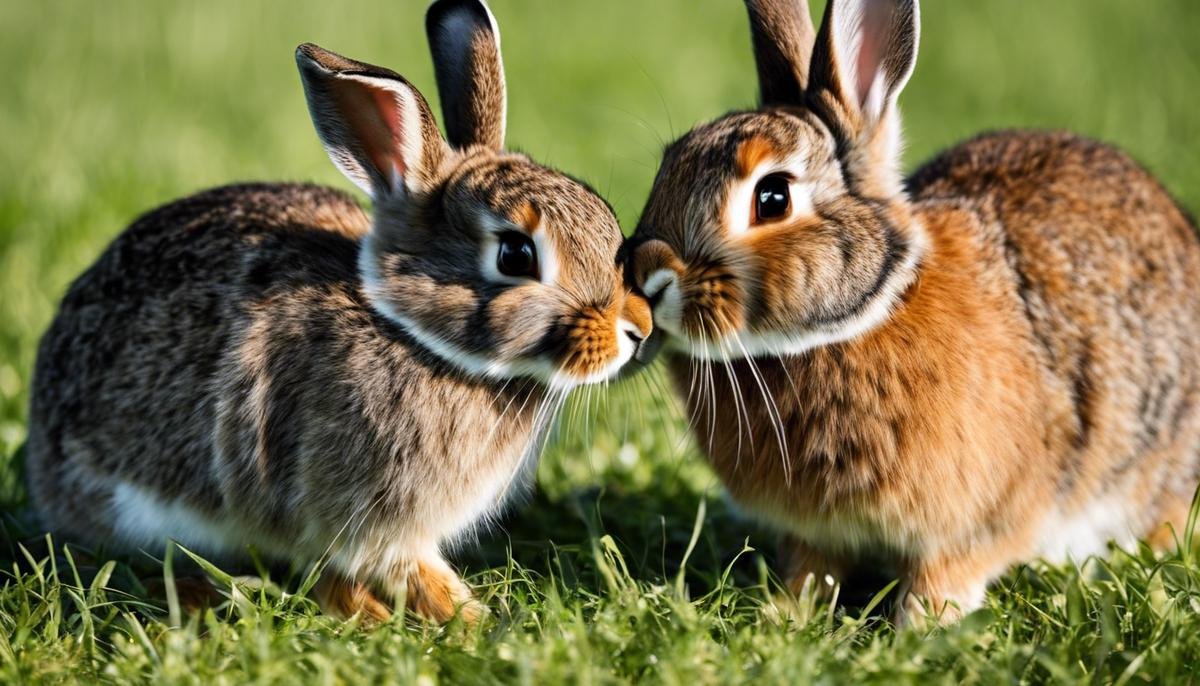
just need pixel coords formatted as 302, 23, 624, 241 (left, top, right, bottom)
26, 183, 371, 545
909, 131, 1200, 555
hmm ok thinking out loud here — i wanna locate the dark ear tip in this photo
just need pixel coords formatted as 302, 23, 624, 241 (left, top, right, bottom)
295, 43, 404, 83
425, 0, 495, 34
427, 0, 491, 14
295, 43, 333, 69
296, 43, 324, 58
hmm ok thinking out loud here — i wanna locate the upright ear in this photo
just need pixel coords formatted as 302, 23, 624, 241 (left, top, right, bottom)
744, 0, 816, 106
426, 0, 507, 151
296, 43, 449, 200
807, 0, 918, 194
808, 0, 919, 134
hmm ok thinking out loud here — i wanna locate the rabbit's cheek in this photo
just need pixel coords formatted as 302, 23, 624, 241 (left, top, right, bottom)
551, 304, 629, 383
485, 286, 555, 357
751, 265, 794, 331
680, 263, 747, 341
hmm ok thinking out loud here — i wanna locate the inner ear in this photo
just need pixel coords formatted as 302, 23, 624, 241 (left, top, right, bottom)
809, 0, 919, 126
852, 0, 891, 108
296, 43, 449, 199
342, 77, 415, 187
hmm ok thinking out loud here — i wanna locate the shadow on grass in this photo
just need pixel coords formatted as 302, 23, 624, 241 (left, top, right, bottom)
0, 439, 803, 624
459, 484, 774, 592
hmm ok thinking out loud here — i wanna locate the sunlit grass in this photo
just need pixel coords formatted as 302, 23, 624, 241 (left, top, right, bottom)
2, 1, 1199, 683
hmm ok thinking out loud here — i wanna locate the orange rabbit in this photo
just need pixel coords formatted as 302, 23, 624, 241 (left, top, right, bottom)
629, 0, 1200, 622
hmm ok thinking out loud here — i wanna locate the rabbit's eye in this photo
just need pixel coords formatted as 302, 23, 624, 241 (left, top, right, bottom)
753, 174, 791, 224
497, 231, 540, 280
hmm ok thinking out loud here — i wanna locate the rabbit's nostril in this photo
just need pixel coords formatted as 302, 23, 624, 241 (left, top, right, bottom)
625, 329, 645, 345
641, 268, 678, 306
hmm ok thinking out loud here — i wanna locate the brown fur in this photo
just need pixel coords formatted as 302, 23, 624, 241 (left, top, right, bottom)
26, 0, 648, 625
631, 0, 1200, 623
426, 0, 507, 151
406, 558, 484, 624
744, 0, 817, 105
315, 559, 482, 624
513, 200, 541, 232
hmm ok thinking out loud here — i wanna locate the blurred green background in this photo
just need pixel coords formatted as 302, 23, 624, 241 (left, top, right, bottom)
2, 2, 1200, 682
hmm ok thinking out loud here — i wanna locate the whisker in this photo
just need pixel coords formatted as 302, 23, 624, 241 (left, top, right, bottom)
730, 328, 791, 484
711, 320, 752, 467
534, 388, 571, 473
479, 377, 522, 448
584, 382, 595, 470
698, 335, 719, 455
680, 340, 709, 439
645, 363, 691, 459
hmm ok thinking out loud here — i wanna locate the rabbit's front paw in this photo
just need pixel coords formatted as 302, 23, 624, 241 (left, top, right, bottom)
314, 571, 392, 623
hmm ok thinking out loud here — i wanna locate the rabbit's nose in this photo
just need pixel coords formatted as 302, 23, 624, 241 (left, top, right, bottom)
624, 238, 688, 339
631, 239, 685, 303
620, 291, 653, 342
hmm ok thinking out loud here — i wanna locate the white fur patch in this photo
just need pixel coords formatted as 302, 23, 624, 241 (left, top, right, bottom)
643, 268, 683, 335
1036, 496, 1140, 564
110, 482, 239, 557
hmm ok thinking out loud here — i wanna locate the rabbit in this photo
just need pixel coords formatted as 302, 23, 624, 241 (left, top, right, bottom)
627, 0, 1200, 624
25, 0, 652, 624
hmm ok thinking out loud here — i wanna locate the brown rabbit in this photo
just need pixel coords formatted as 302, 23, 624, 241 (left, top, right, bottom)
629, 0, 1200, 623
25, 0, 651, 623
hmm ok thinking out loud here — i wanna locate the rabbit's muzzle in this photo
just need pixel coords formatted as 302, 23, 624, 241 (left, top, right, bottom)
631, 238, 746, 344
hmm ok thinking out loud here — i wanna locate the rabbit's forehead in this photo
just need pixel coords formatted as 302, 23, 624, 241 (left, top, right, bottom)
533, 190, 622, 278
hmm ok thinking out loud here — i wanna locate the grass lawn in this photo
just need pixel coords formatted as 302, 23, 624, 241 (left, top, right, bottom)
3, 0, 1200, 683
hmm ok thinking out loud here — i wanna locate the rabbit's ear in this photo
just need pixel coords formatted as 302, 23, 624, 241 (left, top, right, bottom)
426, 0, 506, 151
808, 0, 919, 134
296, 43, 449, 200
744, 0, 816, 106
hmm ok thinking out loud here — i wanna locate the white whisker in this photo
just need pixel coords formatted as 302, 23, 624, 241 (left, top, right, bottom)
731, 329, 791, 484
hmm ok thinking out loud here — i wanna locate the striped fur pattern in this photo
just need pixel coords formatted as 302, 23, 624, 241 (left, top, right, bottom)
25, 0, 650, 624
630, 0, 1200, 623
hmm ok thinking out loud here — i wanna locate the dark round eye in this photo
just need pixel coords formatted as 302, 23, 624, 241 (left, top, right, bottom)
496, 231, 539, 280
754, 173, 791, 224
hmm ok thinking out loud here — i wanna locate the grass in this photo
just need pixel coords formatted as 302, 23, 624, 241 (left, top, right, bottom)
2, 0, 1200, 683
